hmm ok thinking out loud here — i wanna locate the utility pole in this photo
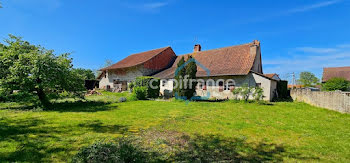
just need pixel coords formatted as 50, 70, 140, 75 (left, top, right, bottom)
292, 72, 296, 88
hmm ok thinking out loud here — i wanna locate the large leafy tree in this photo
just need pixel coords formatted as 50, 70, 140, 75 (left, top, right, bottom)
73, 68, 95, 80
298, 71, 319, 87
0, 35, 85, 107
322, 77, 350, 91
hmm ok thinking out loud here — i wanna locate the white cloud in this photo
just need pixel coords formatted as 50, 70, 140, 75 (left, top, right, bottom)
337, 44, 350, 48
264, 44, 350, 80
123, 1, 170, 12
295, 47, 338, 53
286, 0, 342, 14
143, 2, 169, 9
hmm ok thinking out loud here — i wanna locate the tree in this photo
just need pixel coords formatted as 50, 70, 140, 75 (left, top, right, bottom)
0, 35, 85, 107
322, 77, 350, 91
73, 68, 95, 80
175, 56, 186, 97
184, 56, 197, 99
298, 72, 319, 87
95, 59, 114, 77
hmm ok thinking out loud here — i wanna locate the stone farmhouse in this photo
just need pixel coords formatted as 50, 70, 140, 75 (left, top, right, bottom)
98, 40, 278, 101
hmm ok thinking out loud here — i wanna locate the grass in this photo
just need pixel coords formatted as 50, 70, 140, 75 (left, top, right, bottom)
0, 91, 349, 162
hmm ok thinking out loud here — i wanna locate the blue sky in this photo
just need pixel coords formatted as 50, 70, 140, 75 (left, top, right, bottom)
1, 0, 350, 81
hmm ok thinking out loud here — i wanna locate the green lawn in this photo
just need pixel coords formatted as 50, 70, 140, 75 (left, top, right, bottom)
0, 92, 350, 162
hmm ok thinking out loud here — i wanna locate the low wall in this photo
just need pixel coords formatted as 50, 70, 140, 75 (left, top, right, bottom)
291, 89, 350, 113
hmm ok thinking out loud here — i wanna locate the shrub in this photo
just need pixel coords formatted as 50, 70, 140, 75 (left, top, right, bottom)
72, 138, 146, 163
135, 76, 160, 98
322, 77, 350, 91
133, 86, 147, 100
119, 97, 127, 102
252, 87, 264, 101
234, 84, 253, 101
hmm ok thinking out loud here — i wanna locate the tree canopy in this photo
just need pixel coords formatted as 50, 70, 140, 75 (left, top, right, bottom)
322, 77, 350, 91
0, 35, 85, 107
297, 72, 319, 87
73, 68, 96, 80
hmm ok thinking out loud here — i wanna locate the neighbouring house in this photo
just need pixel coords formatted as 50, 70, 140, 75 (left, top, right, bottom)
98, 47, 176, 92
264, 73, 281, 81
98, 40, 279, 101
322, 66, 350, 82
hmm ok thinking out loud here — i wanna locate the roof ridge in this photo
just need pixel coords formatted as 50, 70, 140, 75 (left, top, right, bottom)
177, 42, 253, 56
101, 46, 171, 70
324, 66, 350, 69
127, 46, 170, 57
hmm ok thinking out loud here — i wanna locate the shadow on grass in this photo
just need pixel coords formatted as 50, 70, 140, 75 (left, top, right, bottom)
0, 118, 129, 162
78, 120, 129, 134
0, 100, 115, 112
139, 130, 319, 162
174, 135, 319, 162
47, 100, 115, 112
0, 117, 71, 162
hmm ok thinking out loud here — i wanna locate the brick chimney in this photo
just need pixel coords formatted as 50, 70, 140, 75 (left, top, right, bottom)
253, 40, 260, 46
194, 44, 201, 52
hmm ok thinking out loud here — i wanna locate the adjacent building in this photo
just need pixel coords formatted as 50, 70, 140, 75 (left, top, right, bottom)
98, 40, 279, 101
322, 66, 350, 82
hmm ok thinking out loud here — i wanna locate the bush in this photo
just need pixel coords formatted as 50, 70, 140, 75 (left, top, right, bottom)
72, 138, 146, 163
322, 77, 350, 91
252, 87, 264, 101
133, 86, 147, 100
135, 76, 160, 98
119, 97, 127, 102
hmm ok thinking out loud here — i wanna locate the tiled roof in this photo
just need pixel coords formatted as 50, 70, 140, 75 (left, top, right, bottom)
264, 73, 277, 79
153, 42, 259, 78
322, 66, 350, 82
101, 46, 170, 70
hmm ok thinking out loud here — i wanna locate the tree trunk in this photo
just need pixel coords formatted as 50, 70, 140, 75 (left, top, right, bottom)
37, 88, 50, 108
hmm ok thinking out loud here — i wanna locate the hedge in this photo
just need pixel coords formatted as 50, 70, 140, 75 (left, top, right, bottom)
135, 76, 160, 98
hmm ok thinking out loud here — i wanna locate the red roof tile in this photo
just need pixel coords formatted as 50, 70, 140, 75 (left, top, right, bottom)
264, 73, 277, 79
322, 66, 350, 82
101, 47, 170, 70
154, 41, 260, 78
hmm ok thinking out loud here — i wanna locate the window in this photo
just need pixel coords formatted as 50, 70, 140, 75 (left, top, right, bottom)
218, 81, 224, 92
162, 80, 167, 87
225, 81, 235, 91
256, 83, 262, 88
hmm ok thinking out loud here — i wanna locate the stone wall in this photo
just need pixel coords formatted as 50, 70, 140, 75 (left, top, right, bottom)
291, 89, 350, 113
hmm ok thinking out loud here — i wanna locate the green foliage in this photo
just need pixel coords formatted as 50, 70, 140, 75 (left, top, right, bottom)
0, 35, 85, 107
174, 56, 197, 100
72, 138, 146, 163
252, 87, 264, 101
184, 56, 197, 99
72, 68, 95, 80
133, 86, 147, 100
128, 82, 135, 90
233, 84, 264, 101
322, 77, 350, 91
134, 76, 160, 98
276, 80, 289, 100
298, 71, 319, 87
175, 56, 186, 97
235, 84, 253, 101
